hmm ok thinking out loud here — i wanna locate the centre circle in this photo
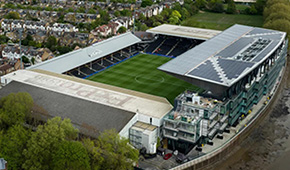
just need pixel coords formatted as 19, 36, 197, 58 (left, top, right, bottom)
135, 74, 165, 84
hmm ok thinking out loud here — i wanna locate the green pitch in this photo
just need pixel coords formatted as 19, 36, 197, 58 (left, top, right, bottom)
87, 54, 201, 104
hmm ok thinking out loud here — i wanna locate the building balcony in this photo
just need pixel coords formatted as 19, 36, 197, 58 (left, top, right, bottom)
163, 125, 179, 132
178, 135, 195, 143
163, 133, 178, 141
177, 127, 195, 135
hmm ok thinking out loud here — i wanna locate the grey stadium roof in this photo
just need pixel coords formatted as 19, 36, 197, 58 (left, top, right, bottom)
146, 24, 221, 40
29, 32, 141, 74
0, 81, 135, 138
159, 24, 286, 87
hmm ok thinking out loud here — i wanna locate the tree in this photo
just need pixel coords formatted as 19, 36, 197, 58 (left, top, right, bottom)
45, 36, 57, 49
23, 117, 79, 170
120, 9, 132, 17
117, 26, 127, 34
22, 56, 30, 63
114, 11, 121, 17
255, 0, 267, 15
195, 0, 207, 9
249, 5, 258, 15
99, 10, 111, 25
169, 16, 179, 25
52, 141, 90, 170
88, 8, 96, 14
0, 35, 9, 44
140, 24, 148, 31
171, 10, 182, 19
5, 11, 20, 19
56, 46, 72, 55
226, 0, 236, 14
0, 92, 33, 129
0, 125, 30, 170
141, 0, 153, 7
208, 0, 224, 13
84, 129, 139, 170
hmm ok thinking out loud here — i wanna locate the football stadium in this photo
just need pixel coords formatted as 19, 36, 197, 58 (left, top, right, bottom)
0, 24, 288, 169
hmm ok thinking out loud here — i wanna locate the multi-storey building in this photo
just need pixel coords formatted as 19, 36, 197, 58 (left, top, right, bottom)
160, 25, 288, 153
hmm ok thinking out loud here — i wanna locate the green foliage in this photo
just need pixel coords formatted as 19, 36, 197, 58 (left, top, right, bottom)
207, 0, 224, 13
45, 36, 57, 50
156, 137, 161, 149
120, 9, 132, 17
182, 11, 264, 30
31, 57, 35, 65
52, 141, 90, 170
255, 0, 267, 15
0, 125, 30, 170
88, 8, 96, 14
56, 46, 72, 55
76, 7, 86, 13
141, 0, 153, 7
99, 10, 111, 25
114, 11, 121, 17
117, 26, 127, 34
5, 11, 20, 19
0, 92, 33, 129
22, 117, 79, 170
226, 0, 236, 14
171, 10, 182, 19
84, 129, 139, 170
22, 56, 30, 63
263, 0, 290, 48
195, 0, 208, 9
57, 15, 65, 23
0, 35, 9, 44
140, 24, 148, 31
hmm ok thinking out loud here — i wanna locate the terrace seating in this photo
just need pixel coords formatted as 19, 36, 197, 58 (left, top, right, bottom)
145, 36, 165, 53
92, 62, 104, 71
100, 59, 112, 67
70, 70, 86, 78
106, 56, 119, 63
114, 53, 127, 61
80, 66, 95, 75
153, 37, 178, 55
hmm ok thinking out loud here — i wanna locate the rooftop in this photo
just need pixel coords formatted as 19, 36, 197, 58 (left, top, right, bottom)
1, 70, 173, 120
28, 32, 141, 73
146, 24, 221, 40
158, 24, 286, 87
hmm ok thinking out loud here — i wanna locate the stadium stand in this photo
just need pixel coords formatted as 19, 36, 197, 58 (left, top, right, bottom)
145, 36, 166, 53
114, 53, 127, 60
145, 35, 203, 57
66, 46, 139, 78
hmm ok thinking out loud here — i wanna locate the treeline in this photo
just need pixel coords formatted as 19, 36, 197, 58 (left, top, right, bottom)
0, 93, 139, 170
136, 0, 267, 31
263, 0, 290, 48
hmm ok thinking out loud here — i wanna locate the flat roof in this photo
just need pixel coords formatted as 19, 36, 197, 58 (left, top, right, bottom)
146, 24, 221, 40
2, 70, 173, 120
159, 24, 286, 87
0, 81, 135, 138
28, 32, 141, 73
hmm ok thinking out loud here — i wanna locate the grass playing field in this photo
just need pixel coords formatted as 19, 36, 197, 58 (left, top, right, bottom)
182, 11, 264, 30
87, 54, 201, 104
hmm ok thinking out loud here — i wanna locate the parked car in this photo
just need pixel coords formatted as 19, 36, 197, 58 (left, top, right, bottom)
176, 153, 188, 163
163, 153, 172, 160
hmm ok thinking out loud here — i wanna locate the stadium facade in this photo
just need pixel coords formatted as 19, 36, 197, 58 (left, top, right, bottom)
0, 24, 288, 159
159, 25, 288, 153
